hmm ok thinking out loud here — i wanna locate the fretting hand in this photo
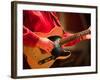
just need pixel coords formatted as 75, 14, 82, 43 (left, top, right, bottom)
80, 27, 91, 40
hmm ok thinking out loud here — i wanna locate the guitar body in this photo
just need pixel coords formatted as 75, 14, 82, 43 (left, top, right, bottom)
24, 46, 55, 68
24, 26, 64, 69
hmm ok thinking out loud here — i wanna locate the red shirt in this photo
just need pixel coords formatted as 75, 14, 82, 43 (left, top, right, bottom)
23, 10, 80, 47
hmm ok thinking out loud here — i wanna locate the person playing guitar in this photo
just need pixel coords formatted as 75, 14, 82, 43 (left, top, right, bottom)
23, 10, 91, 69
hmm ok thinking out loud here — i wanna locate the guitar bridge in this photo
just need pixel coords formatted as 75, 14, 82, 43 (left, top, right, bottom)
38, 56, 56, 65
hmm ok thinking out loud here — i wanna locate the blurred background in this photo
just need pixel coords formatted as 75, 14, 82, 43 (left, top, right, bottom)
57, 12, 90, 33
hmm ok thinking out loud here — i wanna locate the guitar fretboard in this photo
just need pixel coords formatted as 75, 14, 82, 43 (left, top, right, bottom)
59, 28, 91, 45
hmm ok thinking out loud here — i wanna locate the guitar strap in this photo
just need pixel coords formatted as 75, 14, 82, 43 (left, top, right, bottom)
50, 12, 61, 27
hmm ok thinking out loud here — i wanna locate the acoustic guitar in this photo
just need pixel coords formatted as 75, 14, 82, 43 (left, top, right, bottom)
24, 26, 90, 69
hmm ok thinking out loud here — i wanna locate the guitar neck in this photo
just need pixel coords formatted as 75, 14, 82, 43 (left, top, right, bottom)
59, 28, 91, 46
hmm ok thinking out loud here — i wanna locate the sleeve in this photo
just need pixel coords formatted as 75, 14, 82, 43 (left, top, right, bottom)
62, 32, 81, 47
23, 10, 40, 47
23, 26, 39, 47
23, 10, 37, 32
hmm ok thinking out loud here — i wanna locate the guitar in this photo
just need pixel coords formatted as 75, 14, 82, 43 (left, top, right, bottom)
24, 26, 90, 69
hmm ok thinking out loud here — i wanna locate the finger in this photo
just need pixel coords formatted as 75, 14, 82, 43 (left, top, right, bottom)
86, 34, 91, 39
